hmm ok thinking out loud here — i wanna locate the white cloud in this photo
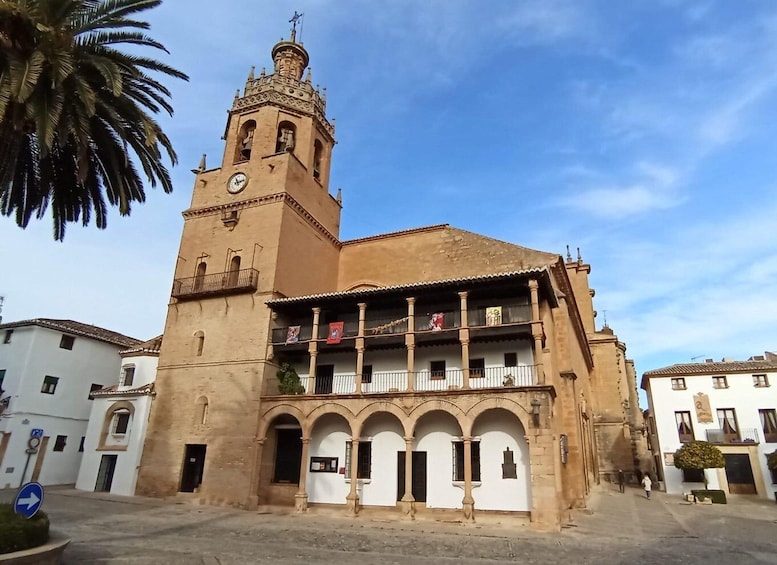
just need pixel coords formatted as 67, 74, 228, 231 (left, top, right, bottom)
562, 184, 679, 218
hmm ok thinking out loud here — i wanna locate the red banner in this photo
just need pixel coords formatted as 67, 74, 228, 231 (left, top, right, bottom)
327, 322, 344, 344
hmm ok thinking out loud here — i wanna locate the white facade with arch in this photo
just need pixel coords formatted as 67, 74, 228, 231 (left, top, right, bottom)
76, 337, 160, 496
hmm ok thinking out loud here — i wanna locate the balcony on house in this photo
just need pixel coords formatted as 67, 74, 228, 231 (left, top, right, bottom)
267, 365, 540, 396
171, 268, 259, 300
266, 270, 553, 398
705, 427, 760, 445
269, 301, 534, 349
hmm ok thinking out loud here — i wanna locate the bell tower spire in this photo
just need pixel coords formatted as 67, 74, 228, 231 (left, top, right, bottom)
272, 11, 309, 80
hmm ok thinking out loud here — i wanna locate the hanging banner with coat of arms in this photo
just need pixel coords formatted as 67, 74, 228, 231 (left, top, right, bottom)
327, 322, 344, 344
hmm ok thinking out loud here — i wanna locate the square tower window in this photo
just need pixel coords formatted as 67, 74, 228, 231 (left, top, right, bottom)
41, 376, 59, 394
59, 335, 75, 350
122, 366, 135, 387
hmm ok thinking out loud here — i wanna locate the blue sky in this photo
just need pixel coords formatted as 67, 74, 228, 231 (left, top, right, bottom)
2, 0, 777, 386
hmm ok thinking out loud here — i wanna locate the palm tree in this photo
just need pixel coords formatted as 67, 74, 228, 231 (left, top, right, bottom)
0, 0, 188, 240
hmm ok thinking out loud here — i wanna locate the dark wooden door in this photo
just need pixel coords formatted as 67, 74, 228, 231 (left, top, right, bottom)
180, 444, 207, 492
397, 451, 427, 502
95, 454, 117, 492
724, 453, 756, 494
315, 364, 334, 394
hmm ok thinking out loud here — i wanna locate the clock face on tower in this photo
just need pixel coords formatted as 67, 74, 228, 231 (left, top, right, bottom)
227, 172, 248, 194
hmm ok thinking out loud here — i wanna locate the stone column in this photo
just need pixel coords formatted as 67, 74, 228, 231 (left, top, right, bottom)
459, 292, 470, 390
346, 438, 360, 516
246, 437, 265, 510
356, 303, 366, 394
462, 436, 475, 522
406, 297, 416, 392
295, 437, 311, 512
528, 280, 545, 385
307, 307, 321, 394
528, 426, 561, 531
400, 436, 416, 519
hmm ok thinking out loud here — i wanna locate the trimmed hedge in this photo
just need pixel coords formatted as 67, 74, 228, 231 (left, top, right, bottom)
0, 503, 50, 554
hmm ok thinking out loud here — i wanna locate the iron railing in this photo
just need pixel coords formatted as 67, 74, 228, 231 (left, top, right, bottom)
172, 268, 258, 300
705, 428, 760, 444
271, 365, 540, 396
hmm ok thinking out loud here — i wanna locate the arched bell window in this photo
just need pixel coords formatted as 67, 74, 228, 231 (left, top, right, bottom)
235, 120, 256, 162
275, 121, 296, 153
313, 139, 323, 180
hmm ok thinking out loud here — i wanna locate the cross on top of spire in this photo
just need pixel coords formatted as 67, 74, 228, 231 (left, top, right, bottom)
289, 11, 303, 42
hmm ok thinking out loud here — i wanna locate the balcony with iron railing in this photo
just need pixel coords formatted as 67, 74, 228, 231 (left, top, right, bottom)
705, 427, 760, 445
270, 303, 533, 348
265, 365, 538, 396
172, 268, 259, 300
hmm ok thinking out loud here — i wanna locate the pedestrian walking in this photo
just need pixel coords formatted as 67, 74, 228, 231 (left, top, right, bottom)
641, 474, 652, 499
618, 469, 625, 493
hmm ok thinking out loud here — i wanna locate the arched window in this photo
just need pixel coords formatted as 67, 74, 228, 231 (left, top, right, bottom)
194, 262, 206, 291
235, 120, 256, 162
227, 255, 241, 287
313, 140, 323, 180
194, 331, 205, 357
195, 396, 209, 425
275, 121, 296, 153
98, 401, 136, 450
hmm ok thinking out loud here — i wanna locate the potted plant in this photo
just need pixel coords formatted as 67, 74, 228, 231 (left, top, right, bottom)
674, 440, 726, 503
276, 363, 305, 395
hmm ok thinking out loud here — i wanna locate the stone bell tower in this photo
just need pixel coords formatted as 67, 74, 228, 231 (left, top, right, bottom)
136, 19, 342, 506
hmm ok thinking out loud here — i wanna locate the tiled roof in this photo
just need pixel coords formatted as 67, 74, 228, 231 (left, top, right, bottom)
267, 267, 551, 305
644, 360, 777, 377
90, 382, 155, 398
341, 224, 449, 246
0, 318, 141, 348
120, 335, 163, 356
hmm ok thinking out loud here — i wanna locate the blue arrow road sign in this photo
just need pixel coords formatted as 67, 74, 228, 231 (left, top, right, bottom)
14, 482, 44, 518
30, 428, 44, 438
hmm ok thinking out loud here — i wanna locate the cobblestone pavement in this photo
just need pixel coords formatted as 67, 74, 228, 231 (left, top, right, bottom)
7, 485, 777, 564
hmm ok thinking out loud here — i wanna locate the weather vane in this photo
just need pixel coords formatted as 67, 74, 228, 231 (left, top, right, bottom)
289, 11, 303, 33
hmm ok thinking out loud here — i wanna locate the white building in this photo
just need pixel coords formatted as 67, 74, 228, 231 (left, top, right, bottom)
0, 319, 140, 488
642, 353, 777, 500
76, 336, 160, 495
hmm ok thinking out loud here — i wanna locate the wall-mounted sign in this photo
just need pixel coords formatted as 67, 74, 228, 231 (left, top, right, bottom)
560, 434, 569, 464
664, 452, 675, 466
693, 393, 713, 423
310, 457, 338, 473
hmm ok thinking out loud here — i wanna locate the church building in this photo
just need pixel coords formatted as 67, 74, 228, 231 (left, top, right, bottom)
135, 23, 645, 531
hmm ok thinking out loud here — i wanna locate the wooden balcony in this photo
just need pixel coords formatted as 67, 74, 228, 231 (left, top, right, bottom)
172, 268, 259, 300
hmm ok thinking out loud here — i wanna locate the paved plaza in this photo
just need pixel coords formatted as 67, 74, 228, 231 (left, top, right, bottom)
7, 485, 777, 564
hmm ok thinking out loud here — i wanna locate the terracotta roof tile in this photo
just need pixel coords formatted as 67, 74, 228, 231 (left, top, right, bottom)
0, 318, 140, 348
644, 360, 777, 377
120, 335, 163, 356
90, 382, 155, 398
267, 267, 551, 305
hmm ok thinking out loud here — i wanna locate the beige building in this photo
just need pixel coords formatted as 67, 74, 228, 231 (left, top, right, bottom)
135, 28, 645, 530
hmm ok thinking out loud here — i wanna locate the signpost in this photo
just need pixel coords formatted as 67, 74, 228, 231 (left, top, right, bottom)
14, 482, 44, 518
19, 428, 44, 487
